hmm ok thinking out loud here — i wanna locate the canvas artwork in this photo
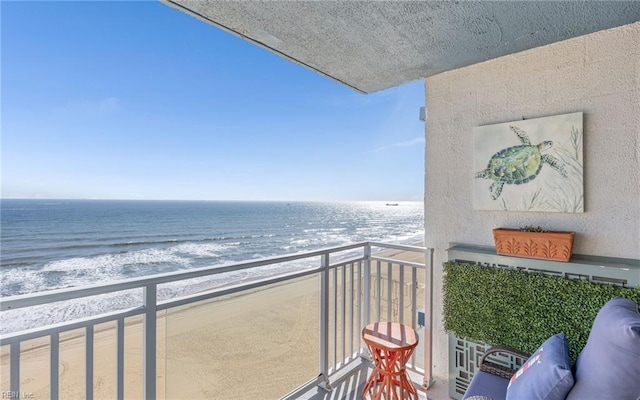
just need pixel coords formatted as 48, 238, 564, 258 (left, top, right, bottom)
473, 112, 583, 212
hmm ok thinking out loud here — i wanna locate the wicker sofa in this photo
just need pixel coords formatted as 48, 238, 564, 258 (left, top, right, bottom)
462, 297, 640, 400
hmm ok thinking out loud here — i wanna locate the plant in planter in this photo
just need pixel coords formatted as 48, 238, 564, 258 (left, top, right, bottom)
493, 226, 575, 262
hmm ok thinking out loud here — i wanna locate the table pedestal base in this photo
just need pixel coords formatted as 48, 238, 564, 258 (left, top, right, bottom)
363, 346, 418, 400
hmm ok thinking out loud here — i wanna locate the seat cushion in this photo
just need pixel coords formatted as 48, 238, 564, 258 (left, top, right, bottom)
463, 370, 509, 400
566, 297, 640, 400
505, 333, 574, 400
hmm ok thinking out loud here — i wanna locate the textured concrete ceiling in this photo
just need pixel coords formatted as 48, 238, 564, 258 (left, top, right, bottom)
162, 1, 640, 94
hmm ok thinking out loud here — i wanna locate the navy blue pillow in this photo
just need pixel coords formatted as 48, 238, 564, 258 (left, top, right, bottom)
566, 297, 640, 400
505, 333, 574, 400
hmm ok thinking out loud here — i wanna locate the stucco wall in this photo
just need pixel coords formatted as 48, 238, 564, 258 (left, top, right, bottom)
424, 22, 640, 382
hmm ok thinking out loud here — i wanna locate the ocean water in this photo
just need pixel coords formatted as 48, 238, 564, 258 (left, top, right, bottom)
0, 199, 423, 333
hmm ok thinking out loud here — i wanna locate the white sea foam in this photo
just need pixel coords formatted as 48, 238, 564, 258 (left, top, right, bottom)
43, 250, 190, 273
1, 200, 424, 334
1, 269, 48, 296
0, 257, 315, 333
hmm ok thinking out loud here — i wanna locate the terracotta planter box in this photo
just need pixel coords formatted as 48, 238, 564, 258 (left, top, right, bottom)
493, 228, 575, 262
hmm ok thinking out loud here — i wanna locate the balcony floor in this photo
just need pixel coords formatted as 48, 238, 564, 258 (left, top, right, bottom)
283, 358, 450, 400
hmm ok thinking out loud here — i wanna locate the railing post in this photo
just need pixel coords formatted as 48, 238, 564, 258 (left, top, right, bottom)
319, 252, 332, 391
117, 318, 125, 400
363, 243, 371, 326
10, 342, 19, 395
144, 284, 157, 399
86, 326, 94, 400
51, 333, 59, 400
423, 248, 435, 389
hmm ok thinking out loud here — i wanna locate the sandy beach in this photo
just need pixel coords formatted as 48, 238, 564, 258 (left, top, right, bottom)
1, 247, 427, 399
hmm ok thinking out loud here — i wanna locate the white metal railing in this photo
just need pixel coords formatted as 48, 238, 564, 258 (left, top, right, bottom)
0, 241, 433, 399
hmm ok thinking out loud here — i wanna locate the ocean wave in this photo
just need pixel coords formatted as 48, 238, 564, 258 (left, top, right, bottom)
1, 242, 242, 296
0, 256, 318, 334
43, 249, 191, 273
1, 200, 425, 333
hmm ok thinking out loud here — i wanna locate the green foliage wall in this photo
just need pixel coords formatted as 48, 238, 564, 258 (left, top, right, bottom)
443, 262, 640, 362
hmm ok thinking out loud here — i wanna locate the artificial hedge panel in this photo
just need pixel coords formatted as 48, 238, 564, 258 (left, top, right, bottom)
443, 261, 640, 363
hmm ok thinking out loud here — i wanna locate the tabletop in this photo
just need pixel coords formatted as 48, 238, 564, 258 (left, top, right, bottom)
362, 322, 418, 351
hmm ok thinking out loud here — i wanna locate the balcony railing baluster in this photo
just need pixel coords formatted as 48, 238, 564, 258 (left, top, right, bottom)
320, 254, 331, 390
349, 262, 354, 362
86, 325, 94, 400
411, 266, 418, 370
357, 260, 363, 353
340, 265, 344, 365
10, 342, 19, 395
387, 262, 392, 322
399, 264, 405, 324
51, 332, 59, 400
376, 261, 382, 321
425, 247, 435, 388
363, 243, 371, 328
332, 263, 338, 372
117, 318, 125, 400
319, 252, 331, 390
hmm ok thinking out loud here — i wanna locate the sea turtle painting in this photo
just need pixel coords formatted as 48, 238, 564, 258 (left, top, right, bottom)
475, 126, 567, 200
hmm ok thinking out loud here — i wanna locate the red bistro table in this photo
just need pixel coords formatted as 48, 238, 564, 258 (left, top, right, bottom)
362, 322, 419, 400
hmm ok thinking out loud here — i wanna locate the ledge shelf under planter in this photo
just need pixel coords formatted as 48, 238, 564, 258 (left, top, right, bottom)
493, 227, 575, 262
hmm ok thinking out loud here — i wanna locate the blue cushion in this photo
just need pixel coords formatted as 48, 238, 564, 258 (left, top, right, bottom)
505, 333, 574, 400
566, 297, 640, 400
463, 370, 509, 400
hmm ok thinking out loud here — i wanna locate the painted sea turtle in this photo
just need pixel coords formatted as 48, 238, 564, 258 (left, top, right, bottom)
476, 126, 567, 200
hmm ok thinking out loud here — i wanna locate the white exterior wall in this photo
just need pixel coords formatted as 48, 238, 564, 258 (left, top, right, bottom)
424, 22, 640, 382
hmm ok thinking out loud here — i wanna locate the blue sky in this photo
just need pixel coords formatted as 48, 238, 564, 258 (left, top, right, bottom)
2, 1, 425, 201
